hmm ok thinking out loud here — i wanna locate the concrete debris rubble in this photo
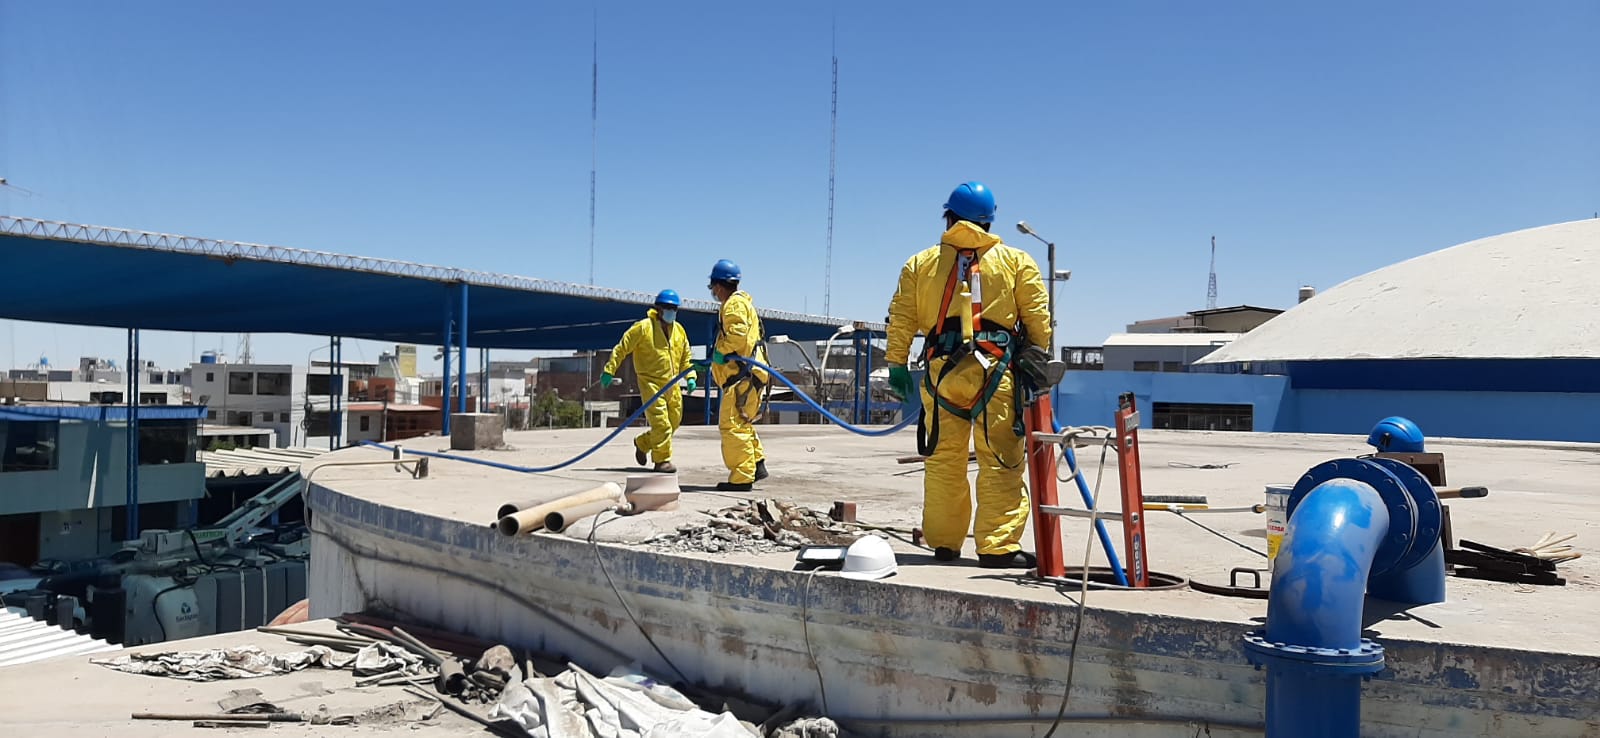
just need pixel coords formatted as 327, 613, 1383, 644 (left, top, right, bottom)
93, 645, 352, 681
769, 717, 840, 738
646, 499, 854, 554
489, 663, 759, 738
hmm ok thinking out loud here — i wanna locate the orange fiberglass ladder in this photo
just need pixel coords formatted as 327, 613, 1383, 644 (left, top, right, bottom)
1025, 391, 1151, 587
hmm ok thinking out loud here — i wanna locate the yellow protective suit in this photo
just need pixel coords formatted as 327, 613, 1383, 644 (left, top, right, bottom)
602, 309, 692, 464
711, 291, 769, 484
886, 221, 1052, 555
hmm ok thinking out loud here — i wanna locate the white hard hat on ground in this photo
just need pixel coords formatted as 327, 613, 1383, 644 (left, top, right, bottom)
840, 535, 898, 580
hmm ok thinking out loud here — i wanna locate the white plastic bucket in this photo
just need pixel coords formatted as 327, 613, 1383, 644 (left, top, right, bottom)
1265, 484, 1292, 567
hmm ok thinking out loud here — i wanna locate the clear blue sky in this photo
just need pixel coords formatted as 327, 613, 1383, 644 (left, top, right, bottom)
2, 1, 1596, 373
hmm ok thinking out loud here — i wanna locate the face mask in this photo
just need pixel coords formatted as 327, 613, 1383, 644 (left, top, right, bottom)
661, 309, 677, 324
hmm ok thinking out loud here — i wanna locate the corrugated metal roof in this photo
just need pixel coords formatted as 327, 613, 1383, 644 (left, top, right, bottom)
201, 446, 328, 479
0, 607, 118, 667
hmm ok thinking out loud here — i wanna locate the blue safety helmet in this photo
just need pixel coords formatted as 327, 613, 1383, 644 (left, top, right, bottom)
654, 289, 681, 308
943, 181, 996, 224
709, 259, 742, 283
1367, 416, 1425, 453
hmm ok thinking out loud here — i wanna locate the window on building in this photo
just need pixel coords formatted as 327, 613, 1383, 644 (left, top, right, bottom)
228, 411, 253, 426
359, 415, 371, 432
1162, 362, 1187, 373
140, 392, 169, 405
279, 412, 290, 423
1, 421, 59, 472
1132, 361, 1161, 372
228, 372, 254, 395
206, 410, 218, 420
90, 391, 124, 404
255, 372, 291, 396
205, 372, 215, 382
1152, 402, 1253, 432
139, 419, 197, 465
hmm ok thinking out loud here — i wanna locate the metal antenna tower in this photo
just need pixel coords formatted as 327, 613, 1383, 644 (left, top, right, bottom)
1206, 235, 1219, 310
588, 11, 598, 286
823, 19, 837, 317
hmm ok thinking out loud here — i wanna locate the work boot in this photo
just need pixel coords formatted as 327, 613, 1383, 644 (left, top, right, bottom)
754, 460, 769, 481
634, 447, 648, 468
653, 461, 677, 474
978, 551, 1038, 570
934, 547, 960, 562
716, 481, 754, 492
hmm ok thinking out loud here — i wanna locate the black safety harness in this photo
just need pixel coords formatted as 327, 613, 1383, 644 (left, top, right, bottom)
915, 246, 1027, 463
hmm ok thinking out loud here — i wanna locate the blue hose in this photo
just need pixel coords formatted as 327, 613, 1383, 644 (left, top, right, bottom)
731, 356, 920, 437
360, 367, 696, 474
1053, 417, 1130, 587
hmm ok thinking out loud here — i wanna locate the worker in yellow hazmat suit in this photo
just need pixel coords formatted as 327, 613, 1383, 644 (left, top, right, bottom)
708, 259, 770, 492
886, 182, 1052, 568
601, 289, 695, 473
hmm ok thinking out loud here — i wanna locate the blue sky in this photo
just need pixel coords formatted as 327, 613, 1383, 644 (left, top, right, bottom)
2, 1, 1596, 373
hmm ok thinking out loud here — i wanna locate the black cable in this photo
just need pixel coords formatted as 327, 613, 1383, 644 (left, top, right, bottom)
1168, 511, 1269, 558
588, 510, 691, 684
184, 528, 213, 571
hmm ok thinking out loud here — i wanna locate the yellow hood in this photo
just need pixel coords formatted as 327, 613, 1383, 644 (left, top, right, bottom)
939, 221, 1003, 255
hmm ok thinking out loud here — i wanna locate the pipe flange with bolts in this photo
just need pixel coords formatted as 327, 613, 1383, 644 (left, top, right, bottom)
1290, 459, 1417, 576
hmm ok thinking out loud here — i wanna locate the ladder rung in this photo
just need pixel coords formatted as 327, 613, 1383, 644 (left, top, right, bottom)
1039, 505, 1124, 522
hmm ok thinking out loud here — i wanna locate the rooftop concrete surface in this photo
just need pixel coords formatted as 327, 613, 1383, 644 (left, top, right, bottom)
309, 425, 1600, 656
0, 620, 481, 737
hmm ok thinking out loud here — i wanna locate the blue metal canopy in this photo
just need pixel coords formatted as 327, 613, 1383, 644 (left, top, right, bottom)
0, 216, 877, 349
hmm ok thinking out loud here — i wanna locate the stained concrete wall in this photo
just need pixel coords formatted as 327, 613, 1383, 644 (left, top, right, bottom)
307, 482, 1600, 738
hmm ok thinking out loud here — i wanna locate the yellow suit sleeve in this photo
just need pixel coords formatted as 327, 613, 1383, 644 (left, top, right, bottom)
886, 257, 920, 366
602, 321, 639, 376
1013, 252, 1053, 350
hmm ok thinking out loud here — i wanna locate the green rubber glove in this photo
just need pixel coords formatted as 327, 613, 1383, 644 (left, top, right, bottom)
686, 376, 698, 392
712, 349, 727, 365
888, 364, 914, 399
600, 372, 616, 388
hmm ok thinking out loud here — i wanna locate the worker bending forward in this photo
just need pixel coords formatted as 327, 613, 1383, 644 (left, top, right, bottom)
887, 182, 1052, 568
708, 259, 770, 492
601, 289, 695, 473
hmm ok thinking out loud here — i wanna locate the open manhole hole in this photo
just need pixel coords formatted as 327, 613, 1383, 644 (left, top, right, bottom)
1040, 566, 1188, 591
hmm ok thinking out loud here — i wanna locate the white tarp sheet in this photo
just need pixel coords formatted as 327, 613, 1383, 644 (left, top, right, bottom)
489, 663, 759, 738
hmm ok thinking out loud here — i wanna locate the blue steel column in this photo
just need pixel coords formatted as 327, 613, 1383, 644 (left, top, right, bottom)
480, 347, 489, 411
704, 321, 717, 426
125, 329, 140, 541
441, 291, 453, 436
457, 282, 469, 414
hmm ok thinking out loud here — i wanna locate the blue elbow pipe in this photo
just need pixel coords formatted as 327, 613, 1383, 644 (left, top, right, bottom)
1246, 478, 1391, 738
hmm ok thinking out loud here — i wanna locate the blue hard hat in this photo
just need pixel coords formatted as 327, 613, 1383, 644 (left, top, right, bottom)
654, 289, 681, 308
943, 181, 996, 224
1367, 416, 1425, 453
709, 259, 742, 283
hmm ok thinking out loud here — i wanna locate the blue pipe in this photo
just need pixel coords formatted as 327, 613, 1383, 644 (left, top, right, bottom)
1246, 478, 1390, 738
1052, 418, 1129, 587
732, 356, 918, 436
457, 283, 469, 414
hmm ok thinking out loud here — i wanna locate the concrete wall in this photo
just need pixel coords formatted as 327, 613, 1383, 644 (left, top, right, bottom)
0, 421, 205, 516
1055, 371, 1294, 431
306, 483, 1600, 738
1056, 371, 1600, 443
1103, 344, 1233, 372
1291, 389, 1600, 442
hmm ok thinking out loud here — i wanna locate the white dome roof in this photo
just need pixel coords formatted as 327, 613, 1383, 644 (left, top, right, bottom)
1198, 219, 1600, 363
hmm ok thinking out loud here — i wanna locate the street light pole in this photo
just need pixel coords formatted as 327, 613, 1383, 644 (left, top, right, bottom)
1017, 221, 1068, 359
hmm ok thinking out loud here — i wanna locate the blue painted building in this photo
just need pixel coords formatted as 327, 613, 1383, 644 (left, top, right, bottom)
1056, 219, 1600, 443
